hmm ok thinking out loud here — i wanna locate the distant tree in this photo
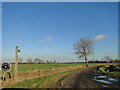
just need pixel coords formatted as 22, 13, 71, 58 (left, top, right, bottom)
88, 60, 94, 63
34, 58, 40, 63
46, 60, 49, 63
95, 60, 99, 63
101, 59, 104, 61
53, 60, 56, 63
73, 37, 94, 67
57, 61, 59, 63
34, 58, 44, 63
27, 58, 32, 64
114, 59, 118, 63
117, 60, 120, 63
109, 59, 114, 63
19, 57, 23, 63
49, 60, 52, 63
38, 59, 44, 63
104, 56, 111, 63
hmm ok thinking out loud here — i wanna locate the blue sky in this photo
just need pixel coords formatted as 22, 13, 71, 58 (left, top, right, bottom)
2, 2, 118, 62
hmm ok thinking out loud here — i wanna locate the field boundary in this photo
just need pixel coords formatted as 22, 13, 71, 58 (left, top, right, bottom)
3, 65, 83, 86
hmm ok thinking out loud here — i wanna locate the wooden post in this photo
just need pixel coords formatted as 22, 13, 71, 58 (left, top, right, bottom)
14, 46, 18, 82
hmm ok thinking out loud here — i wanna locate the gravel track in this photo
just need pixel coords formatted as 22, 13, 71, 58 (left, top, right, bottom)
58, 66, 120, 88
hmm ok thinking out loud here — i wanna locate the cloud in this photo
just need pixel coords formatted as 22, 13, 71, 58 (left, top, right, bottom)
94, 34, 107, 41
40, 36, 54, 42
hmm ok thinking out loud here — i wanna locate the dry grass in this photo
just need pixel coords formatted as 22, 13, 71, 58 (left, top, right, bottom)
3, 65, 83, 86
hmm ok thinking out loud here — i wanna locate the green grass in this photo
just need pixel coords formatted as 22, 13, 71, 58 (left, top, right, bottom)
4, 63, 108, 88
10, 63, 107, 72
4, 67, 86, 88
98, 64, 120, 77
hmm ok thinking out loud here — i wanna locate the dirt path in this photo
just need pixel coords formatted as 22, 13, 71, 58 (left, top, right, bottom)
58, 66, 120, 88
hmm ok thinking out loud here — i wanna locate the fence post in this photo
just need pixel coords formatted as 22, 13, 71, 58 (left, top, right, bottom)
14, 46, 18, 82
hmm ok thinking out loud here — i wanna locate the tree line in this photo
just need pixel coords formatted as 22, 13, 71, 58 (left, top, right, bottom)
18, 37, 118, 66
18, 57, 59, 64
88, 59, 120, 63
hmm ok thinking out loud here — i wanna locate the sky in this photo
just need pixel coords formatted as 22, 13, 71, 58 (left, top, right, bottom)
1, 0, 120, 2
2, 2, 118, 63
0, 1, 1, 62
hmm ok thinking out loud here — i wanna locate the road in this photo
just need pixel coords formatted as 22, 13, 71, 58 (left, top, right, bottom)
58, 66, 120, 88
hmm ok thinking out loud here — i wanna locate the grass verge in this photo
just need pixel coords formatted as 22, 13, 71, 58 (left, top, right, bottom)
98, 64, 120, 77
4, 67, 87, 88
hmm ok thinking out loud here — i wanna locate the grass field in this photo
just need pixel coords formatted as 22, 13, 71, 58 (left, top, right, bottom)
3, 63, 110, 88
10, 63, 107, 72
4, 67, 87, 88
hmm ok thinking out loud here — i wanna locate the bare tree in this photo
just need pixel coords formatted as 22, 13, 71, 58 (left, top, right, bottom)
114, 59, 118, 63
38, 59, 44, 63
73, 37, 94, 67
57, 61, 59, 63
34, 58, 44, 63
53, 60, 56, 63
27, 58, 32, 64
19, 57, 23, 63
110, 59, 114, 63
46, 60, 49, 63
34, 58, 40, 63
104, 56, 111, 63
50, 60, 52, 63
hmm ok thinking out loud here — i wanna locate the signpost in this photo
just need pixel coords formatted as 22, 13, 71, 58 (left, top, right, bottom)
14, 46, 20, 82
